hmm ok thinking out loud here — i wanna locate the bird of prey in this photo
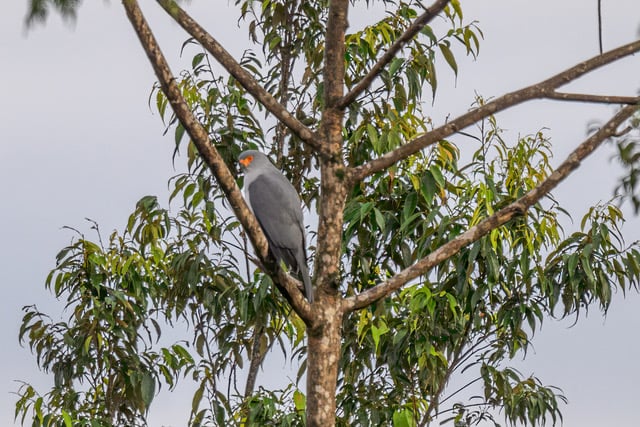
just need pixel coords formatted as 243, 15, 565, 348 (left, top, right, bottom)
238, 150, 313, 303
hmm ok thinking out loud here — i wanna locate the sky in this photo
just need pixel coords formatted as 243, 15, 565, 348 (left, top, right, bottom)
1, 1, 639, 426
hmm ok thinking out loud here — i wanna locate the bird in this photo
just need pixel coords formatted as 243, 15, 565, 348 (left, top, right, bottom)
238, 150, 313, 303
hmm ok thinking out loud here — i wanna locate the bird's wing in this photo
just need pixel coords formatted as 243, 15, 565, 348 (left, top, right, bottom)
247, 172, 304, 252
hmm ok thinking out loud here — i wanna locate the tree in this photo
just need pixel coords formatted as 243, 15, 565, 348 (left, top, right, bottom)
16, 1, 640, 426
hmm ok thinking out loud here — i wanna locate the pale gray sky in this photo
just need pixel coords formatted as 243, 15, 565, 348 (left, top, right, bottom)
1, 1, 639, 426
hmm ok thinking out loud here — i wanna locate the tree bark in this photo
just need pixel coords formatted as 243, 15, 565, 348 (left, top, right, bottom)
306, 297, 344, 427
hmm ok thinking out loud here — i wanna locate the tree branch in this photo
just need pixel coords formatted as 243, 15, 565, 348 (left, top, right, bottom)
337, 0, 452, 109
352, 38, 640, 181
155, 0, 328, 157
244, 324, 265, 398
547, 91, 640, 105
122, 0, 312, 323
343, 103, 639, 312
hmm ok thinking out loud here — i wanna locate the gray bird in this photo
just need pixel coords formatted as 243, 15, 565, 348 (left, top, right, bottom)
238, 150, 313, 303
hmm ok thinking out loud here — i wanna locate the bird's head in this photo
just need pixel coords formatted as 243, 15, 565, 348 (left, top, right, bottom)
238, 150, 269, 173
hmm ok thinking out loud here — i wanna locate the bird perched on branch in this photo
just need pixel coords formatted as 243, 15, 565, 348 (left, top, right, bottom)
238, 150, 313, 303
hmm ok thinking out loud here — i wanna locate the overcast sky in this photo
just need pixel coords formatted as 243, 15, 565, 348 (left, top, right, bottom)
1, 1, 639, 426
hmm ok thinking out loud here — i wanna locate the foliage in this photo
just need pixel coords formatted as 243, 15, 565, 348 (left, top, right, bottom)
613, 109, 640, 213
17, 193, 300, 426
25, 0, 82, 26
17, 1, 640, 427
337, 109, 640, 425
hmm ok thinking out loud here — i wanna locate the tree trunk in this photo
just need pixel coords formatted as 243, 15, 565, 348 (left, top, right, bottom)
306, 294, 344, 427
306, 0, 350, 423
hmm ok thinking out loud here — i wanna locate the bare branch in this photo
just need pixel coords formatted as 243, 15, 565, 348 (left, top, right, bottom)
343, 103, 639, 312
155, 0, 328, 157
597, 0, 604, 54
352, 38, 640, 181
547, 91, 640, 105
244, 323, 266, 398
122, 0, 313, 323
337, 0, 452, 109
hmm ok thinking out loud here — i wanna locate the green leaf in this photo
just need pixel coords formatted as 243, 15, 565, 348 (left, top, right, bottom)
367, 123, 380, 152
393, 408, 415, 427
389, 57, 405, 76
420, 25, 437, 43
567, 253, 579, 279
371, 320, 390, 352
402, 192, 418, 224
420, 172, 436, 204
83, 335, 92, 355
439, 42, 458, 75
62, 410, 72, 427
451, 0, 463, 20
580, 255, 596, 285
192, 381, 205, 414
445, 293, 458, 316
192, 52, 205, 69
430, 164, 445, 189
373, 207, 386, 233
293, 389, 306, 412
141, 372, 155, 409
175, 122, 186, 147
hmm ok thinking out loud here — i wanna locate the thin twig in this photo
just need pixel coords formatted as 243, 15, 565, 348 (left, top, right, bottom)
548, 91, 639, 105
597, 0, 604, 54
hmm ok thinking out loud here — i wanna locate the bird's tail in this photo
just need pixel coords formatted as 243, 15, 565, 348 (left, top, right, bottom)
299, 263, 314, 303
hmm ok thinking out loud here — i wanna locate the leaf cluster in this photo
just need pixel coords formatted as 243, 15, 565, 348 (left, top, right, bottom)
338, 110, 640, 425
16, 187, 306, 425
612, 110, 640, 212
